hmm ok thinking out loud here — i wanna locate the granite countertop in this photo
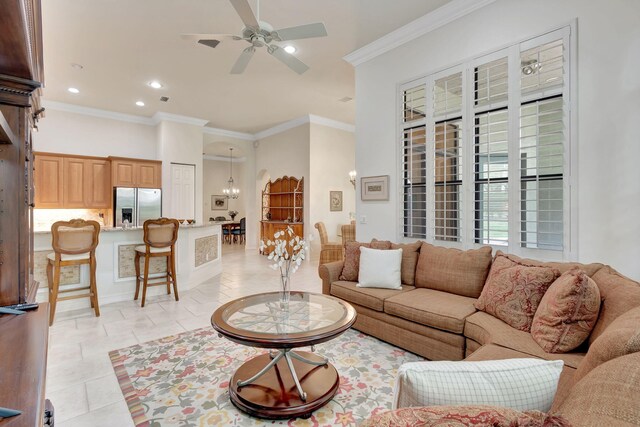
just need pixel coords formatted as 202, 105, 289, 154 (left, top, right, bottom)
34, 222, 221, 234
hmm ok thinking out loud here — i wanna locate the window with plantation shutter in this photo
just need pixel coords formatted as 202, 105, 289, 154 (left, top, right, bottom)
399, 27, 572, 258
402, 83, 427, 238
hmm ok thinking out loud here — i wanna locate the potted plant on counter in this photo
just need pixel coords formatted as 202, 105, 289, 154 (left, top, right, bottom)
229, 210, 238, 221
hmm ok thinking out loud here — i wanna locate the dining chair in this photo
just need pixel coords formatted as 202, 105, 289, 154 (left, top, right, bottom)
231, 217, 246, 244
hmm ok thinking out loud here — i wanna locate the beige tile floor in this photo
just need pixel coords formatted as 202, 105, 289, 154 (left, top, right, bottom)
46, 244, 323, 426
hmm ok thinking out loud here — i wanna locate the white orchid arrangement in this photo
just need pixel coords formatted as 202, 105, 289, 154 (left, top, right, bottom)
260, 226, 308, 276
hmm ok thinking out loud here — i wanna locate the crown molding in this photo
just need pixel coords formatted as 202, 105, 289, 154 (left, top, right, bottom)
152, 112, 209, 127
202, 126, 255, 141
254, 115, 311, 140
42, 100, 355, 141
43, 100, 155, 125
203, 154, 246, 162
255, 114, 355, 140
309, 115, 355, 133
344, 0, 496, 67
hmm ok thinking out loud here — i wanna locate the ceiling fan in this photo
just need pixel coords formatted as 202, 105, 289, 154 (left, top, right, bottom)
181, 0, 327, 75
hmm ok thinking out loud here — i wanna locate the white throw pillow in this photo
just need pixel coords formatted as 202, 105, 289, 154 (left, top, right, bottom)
393, 358, 564, 412
357, 247, 402, 289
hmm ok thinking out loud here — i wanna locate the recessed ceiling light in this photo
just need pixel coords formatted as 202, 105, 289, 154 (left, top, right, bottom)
135, 101, 145, 107
148, 81, 163, 89
68, 87, 80, 94
70, 63, 84, 70
283, 45, 296, 54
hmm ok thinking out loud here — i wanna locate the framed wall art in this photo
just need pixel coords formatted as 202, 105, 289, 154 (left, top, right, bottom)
211, 195, 228, 210
330, 190, 343, 211
361, 175, 389, 201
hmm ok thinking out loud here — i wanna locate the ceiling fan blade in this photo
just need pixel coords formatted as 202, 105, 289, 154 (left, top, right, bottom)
268, 45, 309, 75
229, 0, 259, 29
198, 39, 221, 49
231, 47, 255, 74
271, 22, 327, 41
181, 33, 241, 41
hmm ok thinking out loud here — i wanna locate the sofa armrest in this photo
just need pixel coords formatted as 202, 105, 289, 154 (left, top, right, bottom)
318, 260, 344, 295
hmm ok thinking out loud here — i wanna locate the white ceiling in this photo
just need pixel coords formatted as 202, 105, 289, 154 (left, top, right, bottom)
41, 0, 451, 134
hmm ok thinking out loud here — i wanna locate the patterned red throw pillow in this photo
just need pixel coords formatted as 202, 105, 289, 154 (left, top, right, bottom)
339, 240, 392, 281
360, 405, 572, 427
475, 252, 561, 332
531, 268, 601, 353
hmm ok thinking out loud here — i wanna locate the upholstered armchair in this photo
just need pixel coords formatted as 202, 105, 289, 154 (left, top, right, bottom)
341, 220, 356, 249
314, 222, 343, 265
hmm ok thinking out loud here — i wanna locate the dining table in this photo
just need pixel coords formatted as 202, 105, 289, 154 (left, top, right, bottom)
214, 220, 241, 243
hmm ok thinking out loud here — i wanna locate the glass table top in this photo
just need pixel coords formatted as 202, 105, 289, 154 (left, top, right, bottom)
217, 292, 352, 337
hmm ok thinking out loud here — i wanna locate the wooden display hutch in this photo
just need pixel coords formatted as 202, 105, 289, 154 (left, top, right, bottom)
261, 176, 304, 253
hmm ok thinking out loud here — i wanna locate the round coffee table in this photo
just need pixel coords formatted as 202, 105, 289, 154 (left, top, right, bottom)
211, 291, 356, 419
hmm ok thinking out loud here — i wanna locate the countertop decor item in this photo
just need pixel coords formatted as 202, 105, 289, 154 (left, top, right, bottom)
229, 210, 238, 220
260, 226, 307, 305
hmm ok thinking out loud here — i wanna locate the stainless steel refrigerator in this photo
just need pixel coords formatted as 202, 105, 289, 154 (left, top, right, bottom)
113, 188, 162, 227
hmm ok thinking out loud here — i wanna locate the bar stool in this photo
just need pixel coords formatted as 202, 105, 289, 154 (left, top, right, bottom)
134, 218, 179, 307
46, 219, 101, 326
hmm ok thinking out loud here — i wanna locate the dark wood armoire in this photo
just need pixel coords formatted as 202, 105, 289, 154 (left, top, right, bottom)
0, 1, 51, 426
0, 0, 44, 307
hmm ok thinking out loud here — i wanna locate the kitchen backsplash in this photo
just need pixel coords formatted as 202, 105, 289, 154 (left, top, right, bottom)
34, 209, 112, 231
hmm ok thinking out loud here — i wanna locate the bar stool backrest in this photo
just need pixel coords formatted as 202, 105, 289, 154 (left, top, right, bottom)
143, 218, 179, 248
51, 219, 100, 255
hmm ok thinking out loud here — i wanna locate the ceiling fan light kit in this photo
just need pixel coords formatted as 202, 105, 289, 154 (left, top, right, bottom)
182, 0, 327, 75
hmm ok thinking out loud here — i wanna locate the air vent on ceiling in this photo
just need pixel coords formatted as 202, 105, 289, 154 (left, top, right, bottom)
160, 96, 169, 102
339, 96, 353, 103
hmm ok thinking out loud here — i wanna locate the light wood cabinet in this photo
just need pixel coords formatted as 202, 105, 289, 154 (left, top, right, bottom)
86, 159, 111, 208
111, 159, 136, 187
34, 155, 64, 208
111, 157, 161, 188
35, 153, 112, 209
63, 157, 87, 208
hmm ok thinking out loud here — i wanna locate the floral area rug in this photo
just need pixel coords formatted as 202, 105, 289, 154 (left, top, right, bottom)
109, 327, 423, 426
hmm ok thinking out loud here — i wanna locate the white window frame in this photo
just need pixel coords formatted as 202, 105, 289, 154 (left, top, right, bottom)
396, 23, 577, 261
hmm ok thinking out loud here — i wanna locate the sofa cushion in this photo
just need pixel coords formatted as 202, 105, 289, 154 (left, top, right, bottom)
558, 352, 640, 427
393, 358, 563, 412
361, 405, 571, 427
573, 305, 640, 385
588, 265, 640, 345
330, 281, 414, 312
464, 344, 577, 413
475, 252, 560, 332
358, 247, 402, 289
531, 268, 601, 353
464, 311, 585, 369
414, 243, 493, 298
390, 241, 422, 286
385, 288, 476, 334
339, 240, 392, 281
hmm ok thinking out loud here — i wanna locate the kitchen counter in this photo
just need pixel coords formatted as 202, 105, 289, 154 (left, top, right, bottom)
34, 223, 223, 312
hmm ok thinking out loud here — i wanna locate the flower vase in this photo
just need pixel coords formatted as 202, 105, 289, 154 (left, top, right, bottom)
230, 214, 236, 221
280, 273, 290, 306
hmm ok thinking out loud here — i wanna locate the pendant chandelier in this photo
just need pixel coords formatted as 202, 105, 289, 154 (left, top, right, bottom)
223, 147, 240, 199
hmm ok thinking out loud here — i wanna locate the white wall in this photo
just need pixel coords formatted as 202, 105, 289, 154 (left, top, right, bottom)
255, 124, 311, 245
156, 120, 204, 224
203, 158, 245, 220
354, 0, 640, 279
33, 109, 157, 159
309, 123, 356, 254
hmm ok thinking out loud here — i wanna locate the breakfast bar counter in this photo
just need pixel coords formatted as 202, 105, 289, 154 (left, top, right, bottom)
34, 223, 222, 312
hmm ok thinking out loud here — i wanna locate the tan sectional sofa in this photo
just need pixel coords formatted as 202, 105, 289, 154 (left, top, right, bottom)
318, 242, 640, 424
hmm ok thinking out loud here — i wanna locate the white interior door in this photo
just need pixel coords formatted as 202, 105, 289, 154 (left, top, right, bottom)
170, 163, 195, 220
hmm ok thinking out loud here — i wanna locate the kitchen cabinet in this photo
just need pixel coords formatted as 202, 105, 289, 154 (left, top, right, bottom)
111, 157, 162, 188
86, 159, 111, 208
34, 153, 112, 209
63, 157, 87, 208
34, 155, 64, 208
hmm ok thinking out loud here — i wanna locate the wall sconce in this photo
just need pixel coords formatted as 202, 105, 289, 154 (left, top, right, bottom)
349, 170, 357, 188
